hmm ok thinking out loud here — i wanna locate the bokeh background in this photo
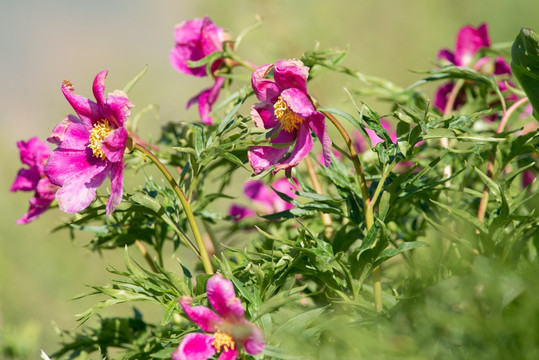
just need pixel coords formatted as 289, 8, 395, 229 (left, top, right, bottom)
1, 0, 538, 358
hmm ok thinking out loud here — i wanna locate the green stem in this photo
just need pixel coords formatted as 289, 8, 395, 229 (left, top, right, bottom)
323, 110, 381, 311
134, 143, 214, 275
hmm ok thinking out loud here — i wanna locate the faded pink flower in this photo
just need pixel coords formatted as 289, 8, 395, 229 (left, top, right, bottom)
10, 137, 58, 224
229, 178, 298, 221
45, 70, 133, 216
172, 274, 265, 360
170, 16, 228, 125
435, 23, 513, 115
248, 59, 332, 173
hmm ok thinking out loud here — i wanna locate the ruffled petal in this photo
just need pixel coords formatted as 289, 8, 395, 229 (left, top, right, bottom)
101, 127, 128, 163
273, 59, 309, 93
241, 323, 265, 355
217, 349, 238, 360
61, 80, 102, 121
10, 168, 40, 192
275, 124, 313, 172
250, 103, 279, 130
16, 178, 57, 225
102, 90, 133, 128
308, 111, 331, 167
55, 163, 110, 213
207, 274, 245, 320
455, 24, 490, 67
280, 88, 316, 119
248, 145, 289, 174
47, 115, 91, 150
171, 333, 216, 360
45, 148, 105, 187
16, 137, 50, 169
199, 16, 226, 55
92, 70, 108, 106
251, 64, 280, 103
106, 161, 124, 216
179, 297, 222, 332
186, 77, 225, 125
170, 43, 208, 77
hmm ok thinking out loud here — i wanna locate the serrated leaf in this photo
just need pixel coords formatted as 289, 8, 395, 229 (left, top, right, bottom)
511, 28, 539, 120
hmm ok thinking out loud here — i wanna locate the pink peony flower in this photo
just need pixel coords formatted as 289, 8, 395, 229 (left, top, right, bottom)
248, 59, 332, 174
172, 274, 265, 360
45, 70, 133, 216
10, 137, 58, 224
170, 16, 228, 125
229, 178, 298, 221
434, 23, 513, 114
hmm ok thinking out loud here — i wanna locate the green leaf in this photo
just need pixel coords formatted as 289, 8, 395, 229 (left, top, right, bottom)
123, 66, 148, 94
374, 241, 427, 267
511, 28, 539, 120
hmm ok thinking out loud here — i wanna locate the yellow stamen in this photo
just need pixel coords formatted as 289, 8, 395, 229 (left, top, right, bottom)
88, 119, 114, 160
274, 96, 304, 132
212, 330, 235, 353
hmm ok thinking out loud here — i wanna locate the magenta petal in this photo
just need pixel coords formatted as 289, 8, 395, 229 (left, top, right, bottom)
308, 112, 332, 167
280, 88, 316, 118
17, 137, 50, 169
250, 103, 279, 129
251, 64, 280, 103
248, 145, 289, 174
199, 16, 226, 54
92, 70, 108, 105
16, 178, 57, 225
45, 148, 104, 187
494, 57, 512, 75
207, 274, 245, 320
55, 164, 110, 213
102, 127, 128, 163
61, 80, 101, 121
171, 333, 216, 360
103, 90, 133, 128
241, 324, 266, 355
455, 24, 490, 67
275, 124, 313, 172
273, 59, 309, 93
48, 115, 91, 150
179, 297, 222, 332
217, 349, 238, 360
10, 168, 40, 192
271, 178, 298, 212
434, 82, 454, 112
228, 205, 255, 221
187, 76, 225, 125
106, 161, 124, 216
437, 49, 456, 65
244, 181, 272, 204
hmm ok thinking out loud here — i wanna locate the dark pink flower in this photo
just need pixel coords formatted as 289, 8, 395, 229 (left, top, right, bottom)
434, 23, 513, 115
45, 70, 133, 216
248, 59, 331, 173
186, 76, 226, 125
170, 16, 226, 77
10, 137, 58, 224
229, 178, 298, 221
172, 274, 265, 360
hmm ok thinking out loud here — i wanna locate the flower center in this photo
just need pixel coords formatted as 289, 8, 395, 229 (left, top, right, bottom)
212, 330, 235, 353
88, 119, 114, 160
274, 96, 304, 132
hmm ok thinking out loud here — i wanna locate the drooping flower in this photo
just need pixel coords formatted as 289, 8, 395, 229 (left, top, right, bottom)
45, 70, 133, 216
172, 274, 265, 360
10, 137, 58, 224
229, 178, 298, 221
434, 23, 513, 115
248, 59, 332, 174
170, 16, 228, 125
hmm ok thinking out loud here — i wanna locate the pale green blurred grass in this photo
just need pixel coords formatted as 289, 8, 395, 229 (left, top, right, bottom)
1, 0, 538, 358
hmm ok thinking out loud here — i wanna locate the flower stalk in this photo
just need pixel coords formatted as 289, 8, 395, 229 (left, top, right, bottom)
134, 143, 214, 275
304, 156, 334, 239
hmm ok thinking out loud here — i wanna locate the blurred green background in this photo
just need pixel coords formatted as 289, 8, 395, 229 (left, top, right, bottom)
1, 0, 538, 358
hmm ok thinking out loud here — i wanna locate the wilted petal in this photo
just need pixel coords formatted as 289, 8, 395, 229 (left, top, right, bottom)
179, 297, 222, 332
217, 349, 238, 360
248, 145, 289, 174
48, 115, 91, 150
251, 64, 280, 103
228, 205, 255, 221
437, 49, 456, 65
171, 333, 216, 360
275, 124, 313, 172
273, 59, 309, 93
187, 77, 225, 125
10, 168, 40, 192
207, 274, 245, 320
308, 112, 331, 167
280, 88, 316, 119
106, 161, 124, 216
102, 127, 128, 163
92, 70, 108, 105
250, 103, 279, 129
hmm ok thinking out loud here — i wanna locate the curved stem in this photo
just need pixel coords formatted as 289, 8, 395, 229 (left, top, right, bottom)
477, 97, 529, 222
441, 79, 465, 188
135, 240, 158, 273
304, 156, 334, 239
134, 143, 214, 274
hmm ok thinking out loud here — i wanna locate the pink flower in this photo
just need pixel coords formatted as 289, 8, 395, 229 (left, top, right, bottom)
229, 178, 298, 221
10, 137, 58, 224
434, 23, 512, 114
170, 16, 228, 125
248, 59, 332, 174
172, 274, 265, 360
45, 70, 133, 216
